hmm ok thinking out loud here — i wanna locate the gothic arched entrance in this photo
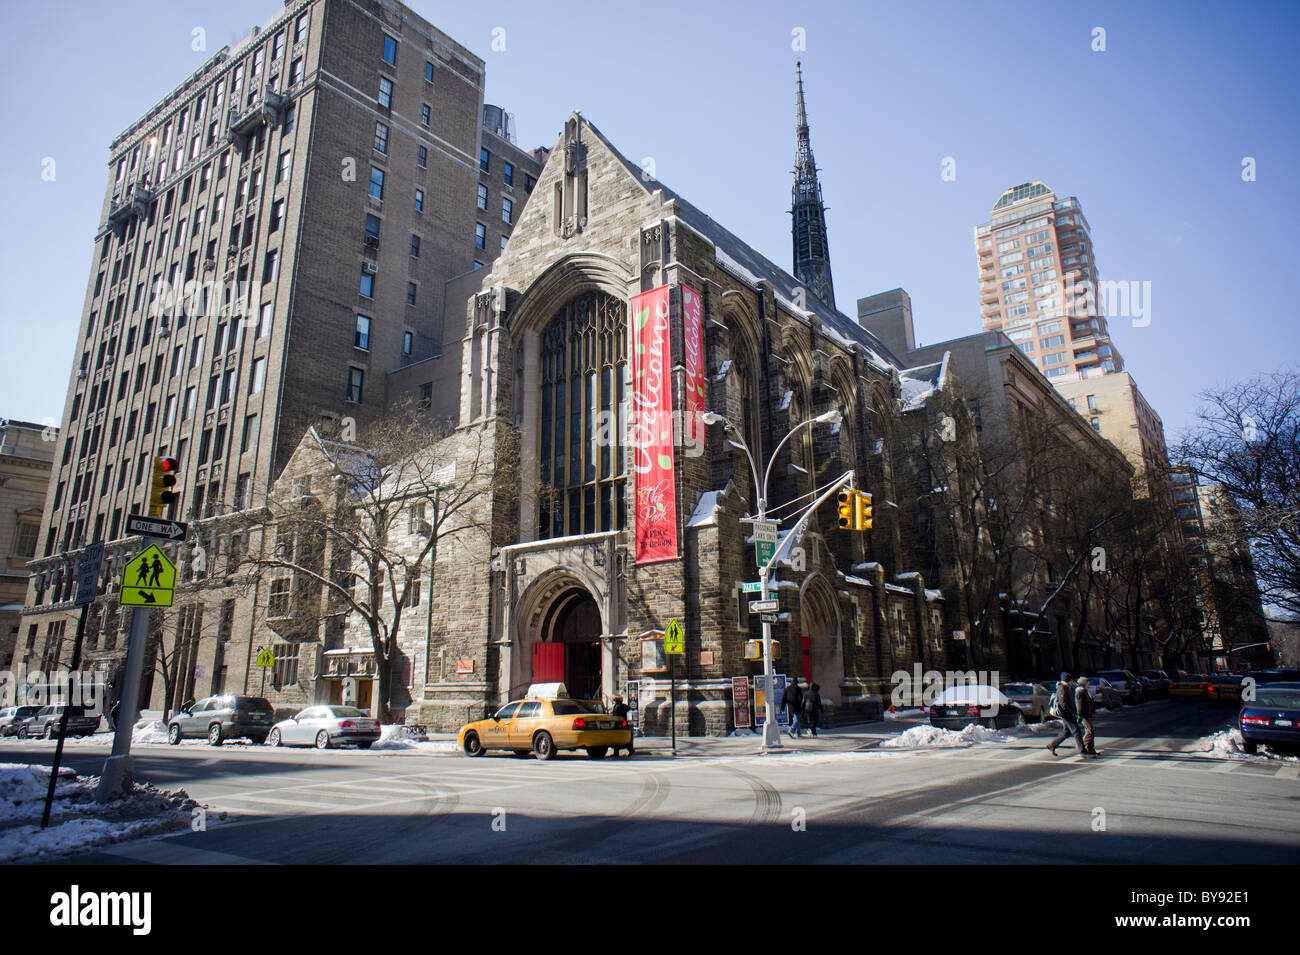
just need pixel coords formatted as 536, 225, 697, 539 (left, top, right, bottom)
515, 573, 605, 701
800, 575, 844, 704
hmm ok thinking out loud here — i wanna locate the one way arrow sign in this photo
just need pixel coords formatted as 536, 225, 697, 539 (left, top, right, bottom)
126, 514, 189, 541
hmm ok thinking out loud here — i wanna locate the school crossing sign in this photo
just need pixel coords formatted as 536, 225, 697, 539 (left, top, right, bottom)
118, 544, 177, 608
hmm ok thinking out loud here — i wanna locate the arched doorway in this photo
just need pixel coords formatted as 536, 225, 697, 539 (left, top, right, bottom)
515, 573, 606, 702
800, 576, 844, 704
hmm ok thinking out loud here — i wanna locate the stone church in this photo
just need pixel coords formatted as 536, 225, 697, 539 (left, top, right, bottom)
372, 97, 990, 734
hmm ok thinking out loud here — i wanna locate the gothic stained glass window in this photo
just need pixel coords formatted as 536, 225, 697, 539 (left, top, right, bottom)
538, 292, 627, 539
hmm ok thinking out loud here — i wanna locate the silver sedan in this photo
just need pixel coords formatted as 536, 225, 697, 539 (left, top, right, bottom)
267, 705, 381, 749
1001, 682, 1051, 722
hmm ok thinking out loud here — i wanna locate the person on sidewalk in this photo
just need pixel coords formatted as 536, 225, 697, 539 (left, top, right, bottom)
1047, 672, 1086, 757
1075, 677, 1098, 756
609, 694, 634, 758
785, 678, 804, 738
802, 683, 824, 737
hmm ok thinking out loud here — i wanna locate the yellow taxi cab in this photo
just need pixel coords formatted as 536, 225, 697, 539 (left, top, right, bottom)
458, 684, 632, 760
1169, 674, 1209, 700
1207, 673, 1246, 705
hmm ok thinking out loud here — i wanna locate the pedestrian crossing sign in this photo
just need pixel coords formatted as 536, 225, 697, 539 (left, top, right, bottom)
256, 647, 276, 669
119, 544, 176, 608
664, 618, 684, 655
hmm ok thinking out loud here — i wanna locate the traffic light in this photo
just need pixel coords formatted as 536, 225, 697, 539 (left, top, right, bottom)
149, 456, 180, 516
838, 491, 855, 530
856, 491, 874, 530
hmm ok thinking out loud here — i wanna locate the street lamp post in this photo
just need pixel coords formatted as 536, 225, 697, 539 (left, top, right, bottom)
703, 408, 841, 752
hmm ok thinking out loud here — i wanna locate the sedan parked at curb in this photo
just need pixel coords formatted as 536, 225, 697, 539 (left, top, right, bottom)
929, 685, 1025, 731
1086, 677, 1124, 710
0, 705, 43, 737
1001, 682, 1050, 722
267, 705, 381, 749
1239, 684, 1300, 755
1097, 669, 1144, 705
167, 695, 275, 745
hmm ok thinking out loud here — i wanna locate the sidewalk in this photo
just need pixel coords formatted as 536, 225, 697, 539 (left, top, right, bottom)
632, 713, 928, 758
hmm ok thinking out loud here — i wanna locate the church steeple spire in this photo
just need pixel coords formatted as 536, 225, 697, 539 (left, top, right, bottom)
791, 61, 836, 310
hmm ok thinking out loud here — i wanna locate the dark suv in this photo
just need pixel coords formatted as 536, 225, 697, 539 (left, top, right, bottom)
167, 695, 275, 745
21, 704, 101, 739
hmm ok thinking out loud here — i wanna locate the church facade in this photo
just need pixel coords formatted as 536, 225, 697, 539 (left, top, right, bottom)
387, 111, 997, 733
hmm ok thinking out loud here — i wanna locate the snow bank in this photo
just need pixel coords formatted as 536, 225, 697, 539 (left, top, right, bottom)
132, 720, 170, 744
883, 721, 1038, 748
884, 708, 925, 721
369, 725, 459, 754
1194, 728, 1299, 761
0, 762, 199, 861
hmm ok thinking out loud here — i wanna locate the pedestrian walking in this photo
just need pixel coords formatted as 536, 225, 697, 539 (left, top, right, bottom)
785, 678, 804, 738
1047, 672, 1086, 757
609, 694, 634, 758
802, 682, 824, 737
1076, 677, 1098, 755
109, 700, 120, 732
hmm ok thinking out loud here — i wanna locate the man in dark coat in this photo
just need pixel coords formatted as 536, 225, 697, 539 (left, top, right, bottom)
802, 683, 824, 737
785, 678, 804, 738
609, 694, 634, 758
1047, 672, 1086, 757
1075, 677, 1098, 755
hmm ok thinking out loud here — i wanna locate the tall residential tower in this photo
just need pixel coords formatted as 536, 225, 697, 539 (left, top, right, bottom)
973, 181, 1124, 383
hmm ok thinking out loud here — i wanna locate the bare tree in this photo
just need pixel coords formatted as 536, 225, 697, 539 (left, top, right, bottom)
234, 404, 510, 721
1175, 368, 1300, 617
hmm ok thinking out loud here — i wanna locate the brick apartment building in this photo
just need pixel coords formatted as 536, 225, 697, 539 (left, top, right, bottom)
20, 0, 541, 708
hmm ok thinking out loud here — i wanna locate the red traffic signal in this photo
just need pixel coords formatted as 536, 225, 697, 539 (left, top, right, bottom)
150, 456, 181, 515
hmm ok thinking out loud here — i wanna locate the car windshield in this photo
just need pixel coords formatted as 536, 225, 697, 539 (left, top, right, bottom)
330, 707, 367, 717
1001, 684, 1033, 695
1256, 691, 1300, 709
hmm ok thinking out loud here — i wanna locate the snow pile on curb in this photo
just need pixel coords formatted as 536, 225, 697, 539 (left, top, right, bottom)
1198, 728, 1250, 759
132, 720, 170, 744
0, 762, 200, 862
370, 725, 459, 754
883, 722, 1033, 748
885, 708, 925, 721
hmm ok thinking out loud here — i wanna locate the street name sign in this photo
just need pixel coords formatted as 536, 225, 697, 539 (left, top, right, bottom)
741, 581, 764, 594
118, 544, 176, 608
75, 542, 104, 607
126, 514, 189, 541
751, 599, 778, 613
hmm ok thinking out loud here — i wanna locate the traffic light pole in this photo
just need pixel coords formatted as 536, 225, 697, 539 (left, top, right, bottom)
96, 605, 150, 802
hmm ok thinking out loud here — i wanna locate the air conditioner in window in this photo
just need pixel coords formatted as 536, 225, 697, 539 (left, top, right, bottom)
362, 261, 378, 274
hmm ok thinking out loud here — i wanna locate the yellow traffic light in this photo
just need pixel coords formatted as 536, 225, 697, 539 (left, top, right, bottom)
857, 491, 873, 530
837, 490, 854, 530
149, 456, 180, 517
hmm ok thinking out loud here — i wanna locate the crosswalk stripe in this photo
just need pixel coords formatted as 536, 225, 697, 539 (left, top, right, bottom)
1273, 765, 1299, 779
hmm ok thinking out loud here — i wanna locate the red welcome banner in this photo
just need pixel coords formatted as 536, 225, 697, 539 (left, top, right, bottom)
682, 285, 706, 450
631, 285, 677, 564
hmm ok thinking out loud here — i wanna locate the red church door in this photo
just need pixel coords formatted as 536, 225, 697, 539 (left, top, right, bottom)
532, 642, 565, 684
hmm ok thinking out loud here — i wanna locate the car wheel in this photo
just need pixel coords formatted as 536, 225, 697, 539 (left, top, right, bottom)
17, 725, 28, 739
207, 724, 223, 746
1013, 711, 1025, 727
586, 746, 608, 760
1243, 741, 1258, 755
315, 730, 331, 750
168, 723, 182, 745
462, 732, 485, 757
532, 731, 555, 760
268, 728, 282, 747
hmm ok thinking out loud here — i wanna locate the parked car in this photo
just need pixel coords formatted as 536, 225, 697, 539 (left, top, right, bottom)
20, 704, 100, 739
1097, 669, 1144, 705
0, 705, 43, 737
167, 695, 275, 745
1137, 675, 1166, 700
267, 705, 381, 749
1208, 673, 1247, 705
929, 684, 1025, 730
1170, 673, 1210, 700
459, 694, 632, 759
1238, 684, 1300, 755
1087, 677, 1124, 710
1138, 670, 1172, 697
1000, 682, 1051, 722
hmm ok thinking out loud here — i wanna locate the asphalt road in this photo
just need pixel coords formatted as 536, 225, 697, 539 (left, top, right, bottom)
4, 701, 1297, 864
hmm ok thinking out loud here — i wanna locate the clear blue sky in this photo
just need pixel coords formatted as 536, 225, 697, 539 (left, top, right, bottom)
2, 0, 1296, 441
